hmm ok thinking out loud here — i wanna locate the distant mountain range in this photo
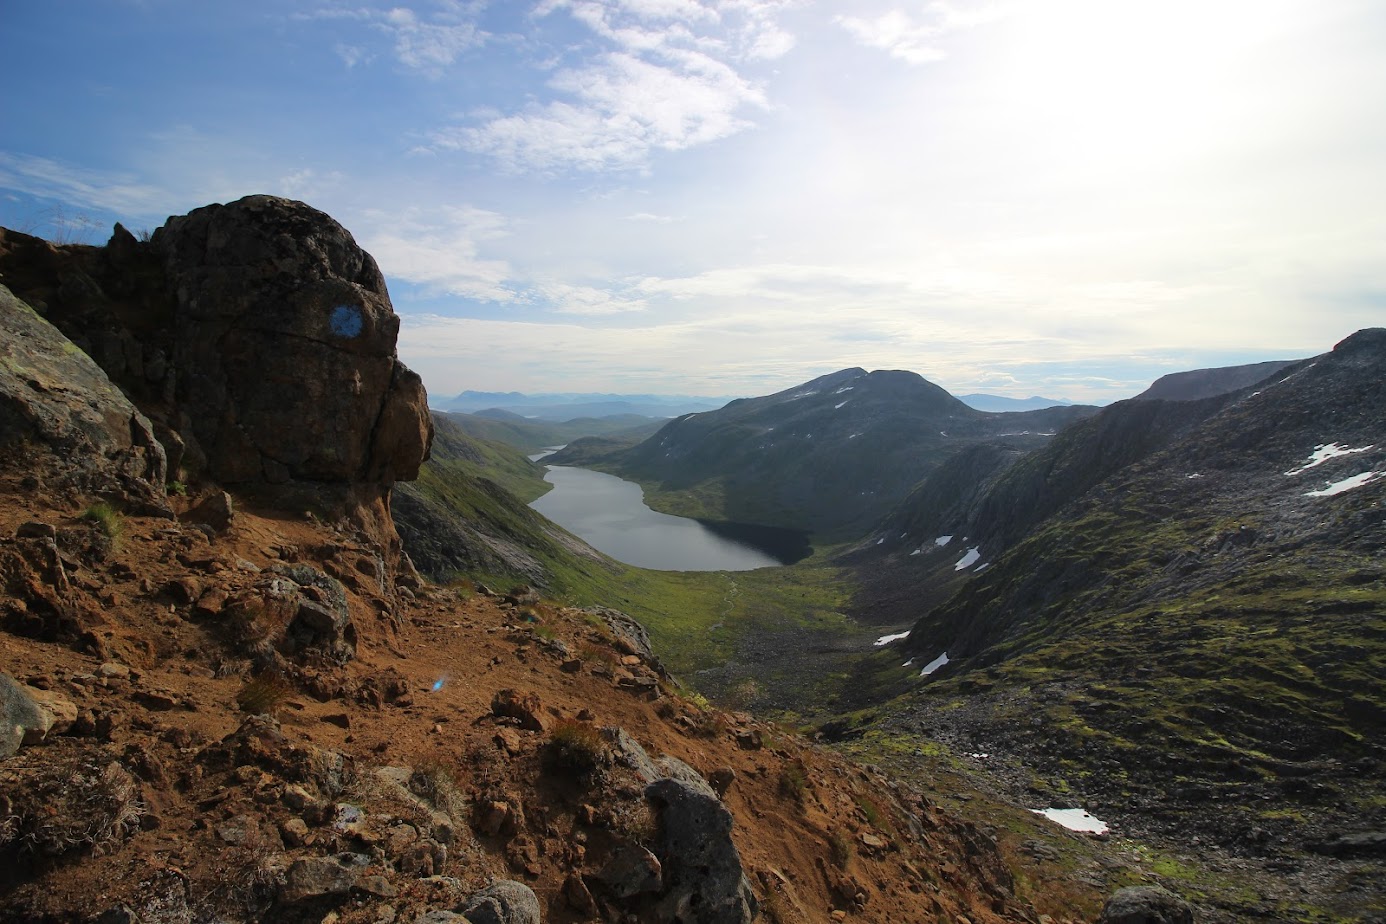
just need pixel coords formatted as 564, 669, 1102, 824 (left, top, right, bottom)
956, 393, 1079, 411
440, 388, 1089, 421
436, 390, 736, 421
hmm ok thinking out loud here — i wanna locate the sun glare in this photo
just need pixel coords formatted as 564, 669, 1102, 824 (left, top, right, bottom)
987, 0, 1304, 175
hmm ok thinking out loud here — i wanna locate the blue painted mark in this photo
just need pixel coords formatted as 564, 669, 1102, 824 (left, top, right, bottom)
330, 304, 364, 338
431, 677, 446, 692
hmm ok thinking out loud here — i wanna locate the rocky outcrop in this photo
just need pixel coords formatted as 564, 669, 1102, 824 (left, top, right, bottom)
607, 731, 758, 924
150, 196, 430, 489
646, 761, 759, 924
0, 284, 166, 508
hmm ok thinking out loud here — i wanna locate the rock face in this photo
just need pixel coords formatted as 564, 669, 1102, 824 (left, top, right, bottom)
151, 195, 431, 488
0, 284, 167, 507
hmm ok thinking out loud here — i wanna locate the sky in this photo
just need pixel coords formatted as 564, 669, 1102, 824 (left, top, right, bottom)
2, 1, 1383, 404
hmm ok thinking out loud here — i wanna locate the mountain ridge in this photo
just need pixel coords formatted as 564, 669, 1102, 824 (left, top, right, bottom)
839, 330, 1385, 922
560, 367, 1098, 539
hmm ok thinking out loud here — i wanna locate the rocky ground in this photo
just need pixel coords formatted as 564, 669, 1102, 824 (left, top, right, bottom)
0, 486, 1102, 924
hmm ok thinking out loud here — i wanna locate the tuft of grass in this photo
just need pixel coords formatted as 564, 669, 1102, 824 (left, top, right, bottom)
80, 502, 123, 543
779, 760, 809, 804
576, 641, 616, 667
166, 480, 188, 496
545, 720, 609, 779
829, 830, 854, 868
410, 757, 465, 821
856, 795, 886, 829
235, 672, 291, 716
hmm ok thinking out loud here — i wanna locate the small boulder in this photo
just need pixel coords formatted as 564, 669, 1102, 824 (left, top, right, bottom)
595, 844, 663, 898
1098, 885, 1195, 924
1, 673, 49, 757
20, 686, 79, 746
491, 689, 548, 732
280, 854, 369, 904
460, 880, 541, 924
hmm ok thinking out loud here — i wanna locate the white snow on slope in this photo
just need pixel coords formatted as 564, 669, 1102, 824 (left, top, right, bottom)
834, 385, 854, 394
954, 547, 981, 570
874, 631, 910, 646
920, 651, 950, 675
1285, 443, 1375, 476
1033, 808, 1108, 835
835, 401, 849, 409
935, 535, 952, 547
1305, 471, 1385, 497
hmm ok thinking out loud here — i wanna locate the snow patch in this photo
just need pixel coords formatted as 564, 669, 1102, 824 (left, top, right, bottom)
920, 652, 950, 676
1285, 442, 1375, 476
975, 563, 990, 573
934, 535, 952, 547
1033, 808, 1108, 835
835, 401, 849, 409
834, 385, 855, 394
910, 548, 922, 556
1186, 473, 1203, 480
954, 547, 981, 570
1305, 471, 1385, 497
874, 631, 910, 647
876, 537, 885, 545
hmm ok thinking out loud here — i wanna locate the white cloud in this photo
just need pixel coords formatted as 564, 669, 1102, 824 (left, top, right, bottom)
298, 3, 485, 76
622, 212, 677, 222
0, 152, 174, 218
837, 2, 1004, 64
379, 5, 485, 75
537, 280, 649, 314
334, 43, 372, 67
443, 48, 766, 171
357, 205, 516, 301
443, 0, 788, 172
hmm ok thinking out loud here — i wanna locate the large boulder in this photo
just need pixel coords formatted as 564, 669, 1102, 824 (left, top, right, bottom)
0, 284, 167, 506
150, 195, 431, 488
646, 759, 758, 924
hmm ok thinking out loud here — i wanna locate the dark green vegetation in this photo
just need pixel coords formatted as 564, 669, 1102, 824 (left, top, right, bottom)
551, 367, 1096, 540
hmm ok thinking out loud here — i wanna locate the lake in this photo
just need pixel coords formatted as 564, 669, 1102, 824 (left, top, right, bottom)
528, 464, 810, 571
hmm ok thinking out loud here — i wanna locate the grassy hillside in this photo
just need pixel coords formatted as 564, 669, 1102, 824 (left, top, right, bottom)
395, 414, 867, 713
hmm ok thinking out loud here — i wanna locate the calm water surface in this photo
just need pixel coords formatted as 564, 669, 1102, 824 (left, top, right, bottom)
528, 465, 808, 571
